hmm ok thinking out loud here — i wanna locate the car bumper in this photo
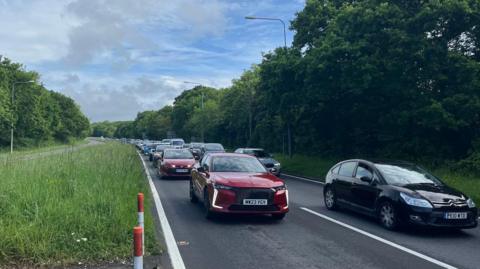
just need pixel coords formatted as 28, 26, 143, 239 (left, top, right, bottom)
161, 168, 192, 177
399, 205, 478, 229
210, 188, 289, 214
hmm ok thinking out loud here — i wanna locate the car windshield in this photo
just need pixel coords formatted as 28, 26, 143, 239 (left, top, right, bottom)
190, 143, 202, 149
172, 140, 183, 145
205, 144, 224, 151
156, 145, 170, 151
244, 149, 269, 158
211, 156, 267, 173
375, 164, 442, 186
164, 150, 193, 159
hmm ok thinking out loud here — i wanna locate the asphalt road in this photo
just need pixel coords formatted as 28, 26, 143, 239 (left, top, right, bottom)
143, 155, 480, 269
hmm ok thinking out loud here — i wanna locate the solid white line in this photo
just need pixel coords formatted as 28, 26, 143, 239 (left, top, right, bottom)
138, 153, 186, 269
282, 173, 325, 185
300, 207, 457, 269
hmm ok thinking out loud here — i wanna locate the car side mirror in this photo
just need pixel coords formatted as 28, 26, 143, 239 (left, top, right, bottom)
197, 166, 204, 173
360, 176, 373, 183
194, 155, 200, 160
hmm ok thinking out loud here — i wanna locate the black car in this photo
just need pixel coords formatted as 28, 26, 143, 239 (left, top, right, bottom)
199, 143, 225, 159
234, 148, 281, 175
324, 159, 478, 230
189, 142, 204, 160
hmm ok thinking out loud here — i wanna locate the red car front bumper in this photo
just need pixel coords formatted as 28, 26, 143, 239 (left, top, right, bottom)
209, 188, 289, 214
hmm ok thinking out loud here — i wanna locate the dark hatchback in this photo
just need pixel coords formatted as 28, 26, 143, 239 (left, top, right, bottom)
324, 159, 478, 230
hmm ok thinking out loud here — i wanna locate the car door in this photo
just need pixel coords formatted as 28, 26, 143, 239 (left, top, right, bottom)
334, 161, 357, 204
351, 162, 379, 213
194, 155, 211, 199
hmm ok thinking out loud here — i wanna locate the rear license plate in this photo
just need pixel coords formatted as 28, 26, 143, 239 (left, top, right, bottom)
176, 169, 188, 173
243, 199, 268, 205
444, 212, 468, 219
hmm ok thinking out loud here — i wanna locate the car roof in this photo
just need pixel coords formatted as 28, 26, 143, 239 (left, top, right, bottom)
241, 148, 264, 151
207, 152, 254, 158
335, 159, 415, 167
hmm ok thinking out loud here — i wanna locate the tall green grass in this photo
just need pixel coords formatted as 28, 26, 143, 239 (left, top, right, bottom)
276, 154, 480, 204
0, 143, 160, 266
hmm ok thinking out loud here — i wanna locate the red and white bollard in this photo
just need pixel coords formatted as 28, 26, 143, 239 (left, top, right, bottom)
133, 226, 143, 269
137, 193, 144, 255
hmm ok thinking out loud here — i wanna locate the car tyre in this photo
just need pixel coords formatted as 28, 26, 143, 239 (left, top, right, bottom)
190, 180, 198, 203
378, 201, 399, 230
272, 213, 286, 221
203, 190, 214, 219
324, 186, 337, 210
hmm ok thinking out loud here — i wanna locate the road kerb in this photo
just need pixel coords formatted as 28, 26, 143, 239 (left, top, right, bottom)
138, 153, 186, 269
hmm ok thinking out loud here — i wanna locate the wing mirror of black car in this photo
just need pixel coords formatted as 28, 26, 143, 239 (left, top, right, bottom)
197, 166, 204, 172
194, 155, 200, 160
360, 176, 373, 183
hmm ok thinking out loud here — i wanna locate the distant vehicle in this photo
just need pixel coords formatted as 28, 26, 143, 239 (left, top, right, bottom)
159, 149, 195, 179
324, 159, 478, 230
170, 138, 185, 148
189, 142, 204, 160
150, 143, 171, 162
199, 143, 225, 159
161, 139, 171, 144
190, 153, 289, 220
234, 148, 281, 175
143, 143, 157, 155
183, 143, 190, 149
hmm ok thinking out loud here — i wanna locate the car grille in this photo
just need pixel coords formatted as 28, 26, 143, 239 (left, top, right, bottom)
432, 201, 469, 211
234, 188, 275, 204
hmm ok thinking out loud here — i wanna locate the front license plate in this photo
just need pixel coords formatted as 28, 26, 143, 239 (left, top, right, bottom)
444, 212, 468, 219
243, 199, 268, 205
176, 169, 188, 173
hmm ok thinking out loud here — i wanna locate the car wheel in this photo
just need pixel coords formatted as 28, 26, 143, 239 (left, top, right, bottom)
190, 180, 198, 203
203, 190, 214, 219
272, 213, 286, 220
378, 201, 399, 230
324, 186, 337, 210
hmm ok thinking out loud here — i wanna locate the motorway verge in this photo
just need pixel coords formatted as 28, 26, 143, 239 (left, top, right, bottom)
0, 142, 161, 267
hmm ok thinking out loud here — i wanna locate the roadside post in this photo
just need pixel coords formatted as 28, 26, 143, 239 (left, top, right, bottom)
138, 193, 145, 255
133, 226, 143, 269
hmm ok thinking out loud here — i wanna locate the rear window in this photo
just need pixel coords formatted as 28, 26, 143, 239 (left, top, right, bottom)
338, 162, 356, 177
205, 144, 224, 151
164, 150, 193, 159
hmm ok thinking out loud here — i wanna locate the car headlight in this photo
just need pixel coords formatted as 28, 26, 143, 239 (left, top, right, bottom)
273, 184, 287, 191
170, 164, 176, 168
214, 183, 234, 190
274, 163, 281, 167
400, 193, 432, 208
467, 198, 476, 208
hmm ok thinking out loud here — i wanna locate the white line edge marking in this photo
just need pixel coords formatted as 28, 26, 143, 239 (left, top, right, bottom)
138, 153, 186, 269
283, 173, 325, 185
300, 207, 457, 269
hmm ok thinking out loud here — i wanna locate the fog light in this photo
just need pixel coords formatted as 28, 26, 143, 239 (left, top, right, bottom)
410, 215, 422, 222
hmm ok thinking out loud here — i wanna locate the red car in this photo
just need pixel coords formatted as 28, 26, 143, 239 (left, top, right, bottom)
190, 153, 289, 220
159, 149, 196, 179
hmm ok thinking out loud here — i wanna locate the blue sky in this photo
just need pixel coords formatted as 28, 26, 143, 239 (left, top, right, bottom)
0, 0, 305, 121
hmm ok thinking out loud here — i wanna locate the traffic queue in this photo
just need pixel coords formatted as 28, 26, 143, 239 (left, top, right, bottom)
129, 139, 477, 230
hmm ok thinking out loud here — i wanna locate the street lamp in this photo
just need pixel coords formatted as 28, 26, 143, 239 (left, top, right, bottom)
245, 15, 291, 157
245, 16, 287, 48
11, 80, 35, 153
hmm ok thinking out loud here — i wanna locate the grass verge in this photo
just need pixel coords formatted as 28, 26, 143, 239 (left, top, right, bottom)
0, 142, 161, 266
275, 154, 480, 204
0, 138, 89, 157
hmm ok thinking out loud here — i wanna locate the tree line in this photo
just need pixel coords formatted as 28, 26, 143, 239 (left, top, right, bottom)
0, 57, 89, 148
98, 0, 480, 169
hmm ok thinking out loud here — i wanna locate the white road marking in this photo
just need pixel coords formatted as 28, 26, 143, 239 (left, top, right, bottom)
300, 207, 457, 269
282, 173, 325, 185
138, 153, 186, 269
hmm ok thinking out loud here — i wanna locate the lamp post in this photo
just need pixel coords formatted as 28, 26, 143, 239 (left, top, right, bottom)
245, 16, 287, 49
245, 16, 292, 157
184, 81, 205, 142
11, 80, 35, 153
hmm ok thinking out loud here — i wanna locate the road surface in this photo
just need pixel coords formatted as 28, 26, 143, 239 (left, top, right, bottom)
143, 155, 480, 269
